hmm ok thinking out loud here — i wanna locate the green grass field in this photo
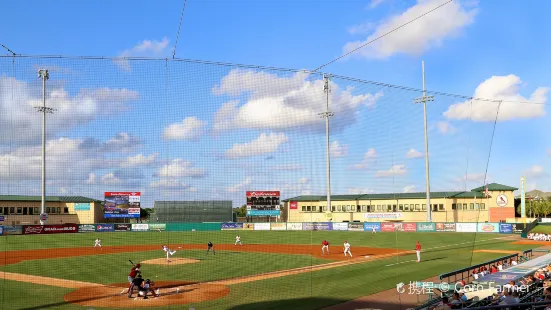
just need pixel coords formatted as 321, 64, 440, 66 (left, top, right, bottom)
530, 224, 551, 234
0, 231, 536, 310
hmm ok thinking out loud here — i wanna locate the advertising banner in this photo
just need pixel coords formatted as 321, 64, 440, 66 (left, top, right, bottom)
103, 192, 141, 218
290, 201, 298, 210
131, 224, 149, 232
332, 223, 348, 231
254, 223, 271, 230
511, 223, 525, 234
242, 223, 254, 230
303, 222, 332, 231
478, 222, 500, 233
246, 191, 281, 216
0, 215, 4, 221
394, 223, 405, 232
348, 223, 364, 231
456, 223, 477, 232
0, 226, 3, 235
435, 223, 456, 232
417, 222, 436, 232
542, 218, 551, 223
363, 213, 404, 219
270, 223, 287, 230
2, 225, 22, 235
114, 224, 131, 232
149, 223, 166, 231
364, 223, 381, 232
381, 222, 396, 232
404, 223, 417, 232
24, 224, 78, 235
221, 223, 243, 230
74, 203, 91, 211
79, 224, 96, 233
499, 223, 513, 234
287, 222, 303, 230
96, 224, 114, 232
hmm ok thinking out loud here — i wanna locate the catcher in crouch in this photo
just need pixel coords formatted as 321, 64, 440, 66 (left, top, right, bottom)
128, 275, 159, 299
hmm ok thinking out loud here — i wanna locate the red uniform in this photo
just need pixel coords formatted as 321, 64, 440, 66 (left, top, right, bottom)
415, 242, 421, 262
322, 241, 329, 246
415, 243, 421, 251
129, 266, 140, 278
321, 240, 330, 254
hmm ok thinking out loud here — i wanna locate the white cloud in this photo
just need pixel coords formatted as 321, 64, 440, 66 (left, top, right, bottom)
163, 117, 206, 140
149, 179, 190, 189
403, 185, 417, 193
351, 148, 377, 169
157, 159, 206, 178
101, 173, 121, 185
274, 164, 302, 171
436, 121, 455, 134
225, 132, 288, 159
121, 153, 158, 168
273, 177, 312, 196
348, 22, 375, 34
524, 165, 545, 178
226, 177, 252, 193
116, 37, 170, 71
343, 0, 477, 59
330, 141, 349, 158
375, 164, 407, 177
0, 77, 138, 144
444, 75, 548, 121
368, 0, 386, 9
347, 187, 375, 194
406, 148, 423, 158
212, 69, 383, 133
85, 173, 96, 185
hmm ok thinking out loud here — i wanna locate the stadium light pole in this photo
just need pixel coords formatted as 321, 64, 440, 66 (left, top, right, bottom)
413, 61, 434, 222
319, 74, 334, 218
36, 69, 55, 225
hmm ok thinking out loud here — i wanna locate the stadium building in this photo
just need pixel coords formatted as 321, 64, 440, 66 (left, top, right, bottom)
153, 200, 232, 222
0, 195, 102, 225
282, 183, 518, 223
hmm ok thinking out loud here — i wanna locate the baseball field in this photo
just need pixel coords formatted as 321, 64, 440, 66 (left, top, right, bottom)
0, 231, 543, 309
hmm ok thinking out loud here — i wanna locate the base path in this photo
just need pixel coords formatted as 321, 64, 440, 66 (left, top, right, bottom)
142, 258, 200, 265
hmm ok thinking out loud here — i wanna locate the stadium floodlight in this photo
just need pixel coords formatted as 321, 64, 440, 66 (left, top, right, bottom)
35, 69, 56, 225
413, 61, 434, 222
318, 74, 334, 218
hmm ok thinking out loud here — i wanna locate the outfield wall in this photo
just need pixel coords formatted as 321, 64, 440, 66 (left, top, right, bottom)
0, 222, 526, 235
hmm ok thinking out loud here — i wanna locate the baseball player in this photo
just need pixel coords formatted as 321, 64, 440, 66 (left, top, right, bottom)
127, 264, 141, 294
94, 238, 102, 249
128, 274, 146, 298
343, 241, 352, 257
142, 279, 159, 299
162, 245, 177, 262
207, 241, 215, 255
415, 241, 421, 262
235, 235, 243, 246
372, 226, 377, 234
322, 240, 330, 255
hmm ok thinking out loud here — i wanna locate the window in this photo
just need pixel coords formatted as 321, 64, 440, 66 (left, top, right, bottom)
362, 205, 367, 212
306, 206, 311, 212
346, 205, 350, 212
404, 204, 409, 211
422, 204, 427, 211
475, 203, 479, 209
9, 207, 14, 214
470, 203, 474, 210
64, 207, 69, 214
319, 206, 323, 212
57, 207, 61, 214
357, 205, 361, 212
338, 205, 342, 211
439, 204, 444, 211
323, 206, 328, 212
46, 207, 50, 213
480, 203, 485, 210
377, 205, 381, 211
452, 203, 457, 210
388, 205, 392, 212
2, 208, 7, 215
415, 204, 420, 211
432, 204, 438, 211
16, 207, 22, 214
34, 207, 38, 214
332, 206, 335, 212
23, 207, 28, 215
399, 204, 404, 211
302, 206, 306, 212
463, 203, 467, 210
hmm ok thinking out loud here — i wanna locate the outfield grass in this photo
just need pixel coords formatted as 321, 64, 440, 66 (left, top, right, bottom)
530, 224, 551, 234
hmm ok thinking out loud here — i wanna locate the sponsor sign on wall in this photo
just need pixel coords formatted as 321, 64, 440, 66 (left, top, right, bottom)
477, 223, 499, 233
2, 225, 22, 235
270, 223, 287, 230
332, 223, 348, 231
149, 223, 166, 231
290, 201, 298, 210
104, 192, 141, 218
511, 223, 525, 234
456, 223, 477, 232
303, 222, 332, 231
114, 224, 131, 232
254, 223, 271, 230
221, 223, 243, 230
96, 224, 114, 232
24, 224, 78, 235
348, 223, 364, 231
541, 218, 551, 223
242, 223, 254, 230
417, 222, 436, 232
364, 223, 381, 232
79, 224, 96, 233
74, 203, 91, 211
363, 213, 403, 219
403, 223, 417, 232
0, 215, 4, 221
381, 222, 396, 232
287, 222, 303, 230
0, 226, 3, 235
436, 223, 456, 232
131, 224, 149, 232
499, 223, 513, 234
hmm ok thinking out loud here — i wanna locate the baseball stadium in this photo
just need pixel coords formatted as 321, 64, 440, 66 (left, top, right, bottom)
1, 2, 551, 308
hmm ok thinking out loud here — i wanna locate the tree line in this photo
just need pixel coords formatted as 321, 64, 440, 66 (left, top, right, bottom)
517, 197, 551, 218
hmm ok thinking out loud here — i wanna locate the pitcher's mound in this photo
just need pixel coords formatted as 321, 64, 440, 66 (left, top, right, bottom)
142, 258, 200, 265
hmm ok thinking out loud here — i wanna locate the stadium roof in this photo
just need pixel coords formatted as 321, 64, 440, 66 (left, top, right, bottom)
0, 195, 101, 203
471, 183, 518, 192
282, 191, 488, 202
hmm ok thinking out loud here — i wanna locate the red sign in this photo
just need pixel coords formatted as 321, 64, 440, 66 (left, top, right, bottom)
24, 224, 78, 235
246, 191, 280, 197
104, 192, 140, 196
404, 223, 417, 232
290, 201, 298, 210
381, 223, 395, 232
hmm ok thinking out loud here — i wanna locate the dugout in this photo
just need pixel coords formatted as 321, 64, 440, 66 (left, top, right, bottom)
152, 200, 232, 222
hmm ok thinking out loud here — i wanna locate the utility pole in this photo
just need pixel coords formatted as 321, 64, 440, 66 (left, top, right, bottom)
413, 61, 434, 222
319, 74, 334, 218
36, 69, 55, 225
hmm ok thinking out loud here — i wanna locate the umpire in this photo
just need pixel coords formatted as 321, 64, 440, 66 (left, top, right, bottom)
128, 274, 145, 298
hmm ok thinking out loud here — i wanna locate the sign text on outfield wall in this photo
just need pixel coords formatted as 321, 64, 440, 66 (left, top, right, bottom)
417, 223, 436, 232
436, 223, 456, 232
79, 224, 96, 233
332, 223, 348, 231
221, 223, 243, 230
254, 223, 271, 230
287, 223, 303, 230
348, 223, 364, 231
456, 223, 477, 232
303, 222, 332, 231
499, 223, 513, 234
270, 223, 287, 230
96, 224, 114, 232
149, 223, 166, 231
74, 203, 91, 211
364, 223, 381, 232
132, 224, 149, 232
478, 223, 499, 233
363, 213, 403, 219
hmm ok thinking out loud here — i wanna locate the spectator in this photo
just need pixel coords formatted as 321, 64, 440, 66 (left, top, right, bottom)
499, 289, 517, 305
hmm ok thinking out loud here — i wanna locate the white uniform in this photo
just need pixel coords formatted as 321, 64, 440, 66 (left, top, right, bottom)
94, 239, 102, 248
344, 242, 352, 257
372, 227, 376, 234
235, 236, 242, 246
163, 246, 176, 261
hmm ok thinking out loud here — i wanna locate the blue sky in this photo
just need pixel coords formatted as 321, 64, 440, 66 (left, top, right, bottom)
1, 0, 550, 208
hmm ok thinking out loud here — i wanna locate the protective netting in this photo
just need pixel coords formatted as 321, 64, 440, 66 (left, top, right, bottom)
0, 55, 545, 310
